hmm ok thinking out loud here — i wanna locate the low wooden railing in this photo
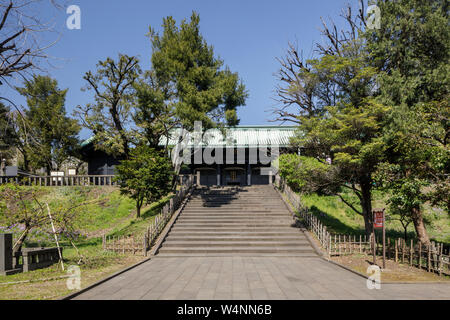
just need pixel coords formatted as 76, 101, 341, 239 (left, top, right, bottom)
103, 174, 195, 256
0, 175, 116, 186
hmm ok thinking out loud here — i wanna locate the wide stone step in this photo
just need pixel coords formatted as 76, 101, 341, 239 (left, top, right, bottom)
190, 195, 280, 198
177, 217, 290, 221
168, 231, 303, 236
170, 227, 299, 232
182, 209, 288, 213
190, 198, 282, 200
165, 236, 307, 241
171, 223, 291, 228
185, 205, 285, 208
155, 252, 318, 257
162, 241, 311, 247
189, 198, 282, 202
186, 205, 286, 209
180, 213, 290, 217
157, 247, 316, 254
183, 208, 288, 211
176, 217, 292, 222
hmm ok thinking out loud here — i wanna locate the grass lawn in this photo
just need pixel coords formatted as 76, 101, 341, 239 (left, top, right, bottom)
0, 186, 173, 300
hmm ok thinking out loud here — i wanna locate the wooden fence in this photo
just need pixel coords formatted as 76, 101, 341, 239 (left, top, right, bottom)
0, 175, 116, 186
384, 238, 450, 276
103, 175, 195, 256
275, 174, 450, 276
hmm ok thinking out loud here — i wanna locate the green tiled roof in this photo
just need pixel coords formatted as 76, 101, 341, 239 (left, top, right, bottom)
81, 125, 298, 149
159, 125, 297, 148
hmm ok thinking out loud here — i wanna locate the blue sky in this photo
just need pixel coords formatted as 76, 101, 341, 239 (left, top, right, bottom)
3, 0, 360, 139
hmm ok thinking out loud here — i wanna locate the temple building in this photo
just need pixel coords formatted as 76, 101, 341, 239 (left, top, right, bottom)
80, 125, 297, 186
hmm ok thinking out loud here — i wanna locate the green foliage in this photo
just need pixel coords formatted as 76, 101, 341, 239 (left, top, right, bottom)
16, 75, 80, 173
364, 0, 449, 242
114, 145, 174, 217
365, 0, 449, 106
148, 12, 248, 131
132, 70, 178, 149
278, 154, 331, 193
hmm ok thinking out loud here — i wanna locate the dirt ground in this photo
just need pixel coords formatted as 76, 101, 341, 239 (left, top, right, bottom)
331, 253, 450, 282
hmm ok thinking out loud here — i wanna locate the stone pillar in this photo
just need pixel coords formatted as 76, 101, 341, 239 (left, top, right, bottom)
269, 170, 272, 185
0, 233, 13, 273
196, 170, 201, 186
217, 164, 221, 186
247, 163, 251, 186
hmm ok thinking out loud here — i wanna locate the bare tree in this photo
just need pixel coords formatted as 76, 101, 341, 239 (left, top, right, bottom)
316, 1, 367, 57
0, 0, 62, 90
271, 1, 369, 124
0, 0, 63, 170
272, 42, 317, 123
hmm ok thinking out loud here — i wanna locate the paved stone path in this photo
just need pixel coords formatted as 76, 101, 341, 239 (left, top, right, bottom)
72, 256, 450, 300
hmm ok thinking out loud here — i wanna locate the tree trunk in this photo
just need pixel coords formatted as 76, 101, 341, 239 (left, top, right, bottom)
360, 178, 373, 237
411, 206, 430, 244
136, 201, 141, 218
13, 225, 30, 253
109, 105, 129, 158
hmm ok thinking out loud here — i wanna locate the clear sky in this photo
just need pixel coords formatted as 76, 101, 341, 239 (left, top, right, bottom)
3, 0, 360, 139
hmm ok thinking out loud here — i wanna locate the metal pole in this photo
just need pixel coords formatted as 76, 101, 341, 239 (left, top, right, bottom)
382, 211, 386, 269
372, 211, 376, 266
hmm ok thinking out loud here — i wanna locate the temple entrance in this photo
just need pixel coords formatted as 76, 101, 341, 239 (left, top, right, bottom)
224, 167, 245, 186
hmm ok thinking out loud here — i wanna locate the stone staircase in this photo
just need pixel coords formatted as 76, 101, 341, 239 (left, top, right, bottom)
156, 185, 317, 257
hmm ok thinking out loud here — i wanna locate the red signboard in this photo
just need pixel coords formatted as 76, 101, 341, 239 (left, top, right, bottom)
373, 210, 384, 229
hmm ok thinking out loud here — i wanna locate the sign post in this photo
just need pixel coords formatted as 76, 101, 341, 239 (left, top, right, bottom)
373, 209, 385, 269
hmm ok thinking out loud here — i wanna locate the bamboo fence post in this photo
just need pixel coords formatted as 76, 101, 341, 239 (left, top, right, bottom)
359, 235, 362, 253
143, 235, 147, 257
402, 239, 405, 263
418, 243, 422, 269
427, 244, 431, 272
339, 235, 341, 255
410, 239, 413, 266
395, 239, 398, 262
328, 234, 331, 257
